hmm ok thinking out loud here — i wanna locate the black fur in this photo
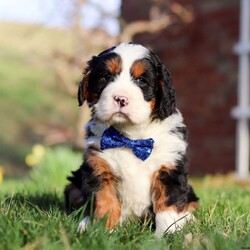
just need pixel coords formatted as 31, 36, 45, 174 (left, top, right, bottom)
131, 58, 158, 102
130, 52, 176, 120
65, 156, 101, 213
159, 168, 198, 212
171, 126, 188, 141
155, 61, 176, 119
77, 81, 85, 106
159, 153, 199, 212
78, 52, 121, 106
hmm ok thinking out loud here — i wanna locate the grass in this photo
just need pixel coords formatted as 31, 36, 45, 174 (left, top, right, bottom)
0, 147, 250, 250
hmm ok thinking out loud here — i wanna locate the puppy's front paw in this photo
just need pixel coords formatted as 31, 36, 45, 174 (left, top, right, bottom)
154, 210, 193, 237
78, 216, 91, 233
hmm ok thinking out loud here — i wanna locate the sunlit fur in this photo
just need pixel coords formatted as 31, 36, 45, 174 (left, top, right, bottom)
65, 43, 198, 237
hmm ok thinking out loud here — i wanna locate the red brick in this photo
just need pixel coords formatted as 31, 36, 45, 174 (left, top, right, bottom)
121, 0, 239, 175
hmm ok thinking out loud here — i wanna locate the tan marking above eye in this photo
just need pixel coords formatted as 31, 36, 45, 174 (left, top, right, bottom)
131, 60, 147, 78
106, 57, 122, 75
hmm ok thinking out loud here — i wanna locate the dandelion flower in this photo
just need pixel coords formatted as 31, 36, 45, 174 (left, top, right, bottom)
25, 144, 45, 167
0, 166, 4, 183
32, 144, 45, 159
25, 154, 38, 167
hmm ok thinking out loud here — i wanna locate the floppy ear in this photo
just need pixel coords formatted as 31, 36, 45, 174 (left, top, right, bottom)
78, 70, 90, 106
78, 47, 117, 106
77, 56, 99, 106
154, 63, 176, 120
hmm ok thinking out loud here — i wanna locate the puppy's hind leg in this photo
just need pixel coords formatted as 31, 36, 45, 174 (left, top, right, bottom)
64, 183, 84, 213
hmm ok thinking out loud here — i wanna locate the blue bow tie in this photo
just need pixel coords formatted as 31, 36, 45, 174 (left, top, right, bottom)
100, 126, 154, 161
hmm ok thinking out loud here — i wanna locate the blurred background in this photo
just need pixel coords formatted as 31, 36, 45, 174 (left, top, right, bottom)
0, 0, 249, 181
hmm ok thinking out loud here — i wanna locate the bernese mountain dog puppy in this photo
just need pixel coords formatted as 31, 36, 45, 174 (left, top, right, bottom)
64, 42, 198, 237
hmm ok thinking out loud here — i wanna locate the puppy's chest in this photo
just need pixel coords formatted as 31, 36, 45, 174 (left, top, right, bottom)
95, 134, 182, 218
102, 149, 155, 218
86, 118, 186, 218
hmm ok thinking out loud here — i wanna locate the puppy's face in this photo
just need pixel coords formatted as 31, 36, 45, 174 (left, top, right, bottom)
78, 43, 176, 125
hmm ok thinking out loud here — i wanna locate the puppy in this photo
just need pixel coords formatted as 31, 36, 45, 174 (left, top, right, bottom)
64, 42, 198, 237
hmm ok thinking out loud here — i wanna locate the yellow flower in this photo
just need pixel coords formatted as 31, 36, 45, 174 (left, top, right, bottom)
32, 144, 45, 159
0, 166, 4, 183
25, 144, 45, 167
25, 154, 38, 167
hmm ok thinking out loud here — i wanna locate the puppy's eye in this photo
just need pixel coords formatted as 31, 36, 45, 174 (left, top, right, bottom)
136, 76, 147, 86
100, 73, 112, 81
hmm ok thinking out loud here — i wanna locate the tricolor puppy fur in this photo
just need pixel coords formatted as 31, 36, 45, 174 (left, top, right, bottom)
64, 43, 199, 237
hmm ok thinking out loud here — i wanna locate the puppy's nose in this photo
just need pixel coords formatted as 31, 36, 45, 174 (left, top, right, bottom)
114, 95, 128, 107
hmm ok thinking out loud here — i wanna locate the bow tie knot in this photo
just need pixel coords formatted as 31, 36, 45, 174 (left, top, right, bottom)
100, 126, 154, 161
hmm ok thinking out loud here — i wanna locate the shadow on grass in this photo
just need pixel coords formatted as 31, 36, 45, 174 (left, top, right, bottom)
3, 192, 65, 212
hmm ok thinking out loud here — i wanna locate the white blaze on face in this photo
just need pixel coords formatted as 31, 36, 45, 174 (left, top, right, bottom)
94, 43, 152, 125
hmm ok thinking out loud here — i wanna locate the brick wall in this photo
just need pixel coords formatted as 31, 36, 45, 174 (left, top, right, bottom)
121, 0, 239, 175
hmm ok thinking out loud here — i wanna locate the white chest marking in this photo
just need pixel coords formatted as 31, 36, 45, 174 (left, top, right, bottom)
86, 112, 187, 221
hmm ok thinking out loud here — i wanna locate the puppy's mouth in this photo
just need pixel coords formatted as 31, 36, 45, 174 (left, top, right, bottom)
109, 111, 131, 124
112, 111, 129, 120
